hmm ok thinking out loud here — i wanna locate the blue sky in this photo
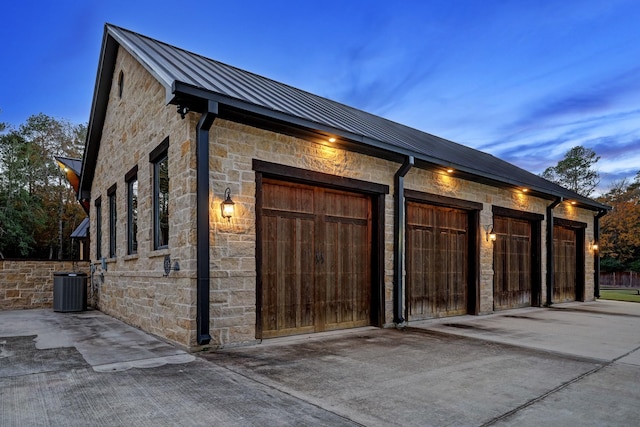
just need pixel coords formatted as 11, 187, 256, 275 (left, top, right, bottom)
2, 0, 639, 194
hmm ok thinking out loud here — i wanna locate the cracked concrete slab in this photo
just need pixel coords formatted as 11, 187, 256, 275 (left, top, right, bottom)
0, 309, 194, 372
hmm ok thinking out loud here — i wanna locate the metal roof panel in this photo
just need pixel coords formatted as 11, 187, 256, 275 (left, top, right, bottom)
94, 24, 608, 211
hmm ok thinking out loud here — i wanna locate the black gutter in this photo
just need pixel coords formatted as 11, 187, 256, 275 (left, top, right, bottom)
594, 209, 608, 299
546, 197, 562, 306
195, 100, 218, 345
393, 156, 414, 325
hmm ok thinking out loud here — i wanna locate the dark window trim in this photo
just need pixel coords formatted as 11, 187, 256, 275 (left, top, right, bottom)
405, 189, 483, 211
252, 159, 389, 195
95, 197, 102, 260
126, 166, 138, 255
149, 137, 169, 163
117, 70, 124, 99
152, 141, 169, 250
125, 164, 138, 182
108, 186, 117, 258
492, 206, 545, 221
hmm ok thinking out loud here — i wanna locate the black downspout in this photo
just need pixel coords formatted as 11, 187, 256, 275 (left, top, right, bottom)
546, 197, 562, 307
196, 100, 218, 345
393, 156, 414, 325
594, 209, 607, 299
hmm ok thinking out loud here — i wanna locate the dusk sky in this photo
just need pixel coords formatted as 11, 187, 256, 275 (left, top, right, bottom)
2, 0, 639, 194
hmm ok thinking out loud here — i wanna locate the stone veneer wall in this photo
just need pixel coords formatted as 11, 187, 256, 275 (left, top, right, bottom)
89, 47, 197, 348
92, 45, 598, 350
206, 119, 400, 346
206, 117, 598, 346
0, 260, 90, 310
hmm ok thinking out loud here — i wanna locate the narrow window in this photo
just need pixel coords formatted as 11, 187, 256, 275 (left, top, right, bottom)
118, 70, 124, 98
126, 166, 138, 255
108, 184, 117, 258
150, 138, 169, 250
95, 197, 102, 260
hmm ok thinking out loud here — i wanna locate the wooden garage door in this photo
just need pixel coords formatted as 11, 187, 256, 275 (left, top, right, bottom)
260, 179, 372, 338
493, 216, 532, 310
407, 202, 468, 319
553, 225, 577, 303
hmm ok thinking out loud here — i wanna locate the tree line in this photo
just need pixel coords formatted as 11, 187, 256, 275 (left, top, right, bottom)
0, 113, 86, 259
1, 113, 638, 271
542, 146, 640, 272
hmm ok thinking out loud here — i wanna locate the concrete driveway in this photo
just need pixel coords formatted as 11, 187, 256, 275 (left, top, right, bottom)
2, 301, 639, 426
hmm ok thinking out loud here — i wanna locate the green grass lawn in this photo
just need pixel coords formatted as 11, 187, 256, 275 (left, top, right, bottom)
599, 288, 640, 303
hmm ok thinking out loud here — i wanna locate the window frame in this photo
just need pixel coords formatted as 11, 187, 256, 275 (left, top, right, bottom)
94, 197, 102, 260
126, 166, 139, 255
150, 137, 169, 250
108, 183, 117, 258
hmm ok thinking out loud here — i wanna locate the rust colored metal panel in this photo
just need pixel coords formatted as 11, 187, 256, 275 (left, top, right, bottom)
407, 202, 468, 320
260, 180, 371, 338
493, 216, 533, 310
553, 225, 578, 303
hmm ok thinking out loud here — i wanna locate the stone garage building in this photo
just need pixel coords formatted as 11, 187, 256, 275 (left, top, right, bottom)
79, 24, 609, 350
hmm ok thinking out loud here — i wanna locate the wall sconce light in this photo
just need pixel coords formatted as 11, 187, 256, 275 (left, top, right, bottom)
484, 225, 497, 242
590, 240, 598, 252
176, 104, 189, 119
163, 254, 180, 277
221, 187, 235, 221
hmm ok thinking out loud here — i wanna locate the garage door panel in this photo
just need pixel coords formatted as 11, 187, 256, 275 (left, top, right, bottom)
407, 202, 468, 320
262, 182, 315, 213
261, 214, 316, 337
554, 225, 577, 303
260, 180, 372, 337
323, 215, 371, 330
493, 216, 532, 310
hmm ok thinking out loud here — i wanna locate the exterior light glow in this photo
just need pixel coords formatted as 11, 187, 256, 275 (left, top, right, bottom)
221, 187, 235, 221
484, 225, 496, 242
328, 137, 336, 143
446, 168, 454, 173
522, 188, 528, 192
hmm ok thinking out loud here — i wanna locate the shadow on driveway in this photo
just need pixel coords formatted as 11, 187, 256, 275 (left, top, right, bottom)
2, 302, 640, 426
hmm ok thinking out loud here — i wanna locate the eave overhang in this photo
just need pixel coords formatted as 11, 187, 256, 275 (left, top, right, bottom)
79, 24, 611, 214
170, 81, 610, 212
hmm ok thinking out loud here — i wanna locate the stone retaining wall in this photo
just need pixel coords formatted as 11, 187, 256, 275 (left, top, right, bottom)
0, 260, 90, 310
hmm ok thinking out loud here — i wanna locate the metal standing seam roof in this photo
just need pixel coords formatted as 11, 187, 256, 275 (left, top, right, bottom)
70, 217, 90, 239
81, 24, 609, 211
55, 156, 83, 176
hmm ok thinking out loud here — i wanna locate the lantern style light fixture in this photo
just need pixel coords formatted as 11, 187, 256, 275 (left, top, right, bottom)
590, 240, 599, 252
484, 224, 497, 242
221, 187, 235, 221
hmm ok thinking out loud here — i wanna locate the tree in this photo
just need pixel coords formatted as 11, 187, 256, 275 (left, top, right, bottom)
0, 130, 46, 257
598, 173, 640, 271
541, 146, 600, 197
0, 114, 86, 259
